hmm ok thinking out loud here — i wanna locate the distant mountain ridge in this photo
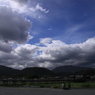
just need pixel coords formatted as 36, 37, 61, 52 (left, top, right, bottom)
20, 67, 55, 77
0, 65, 95, 77
0, 65, 55, 77
0, 65, 20, 76
52, 65, 95, 76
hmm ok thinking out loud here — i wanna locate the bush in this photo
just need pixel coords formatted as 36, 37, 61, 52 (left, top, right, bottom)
40, 85, 45, 88
53, 86, 59, 88
81, 83, 91, 88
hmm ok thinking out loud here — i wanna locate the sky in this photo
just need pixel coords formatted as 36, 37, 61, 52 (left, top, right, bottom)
0, 0, 95, 69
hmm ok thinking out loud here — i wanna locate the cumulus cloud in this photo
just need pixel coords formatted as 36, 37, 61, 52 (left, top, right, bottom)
0, 44, 39, 69
0, 0, 26, 13
0, 41, 12, 52
0, 51, 15, 66
7, 37, 93, 69
0, 0, 95, 70
12, 44, 38, 68
0, 0, 49, 20
13, 44, 38, 59
0, 5, 32, 44
1, 37, 95, 69
36, 37, 95, 68
40, 38, 52, 45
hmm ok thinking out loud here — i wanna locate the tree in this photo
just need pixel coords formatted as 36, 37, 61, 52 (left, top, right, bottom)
83, 69, 95, 76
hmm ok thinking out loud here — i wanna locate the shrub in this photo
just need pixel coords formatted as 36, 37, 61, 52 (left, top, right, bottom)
81, 83, 91, 88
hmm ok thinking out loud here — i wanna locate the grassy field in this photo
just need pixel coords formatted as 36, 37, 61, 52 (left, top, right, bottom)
23, 82, 95, 89
70, 82, 95, 88
1, 81, 95, 89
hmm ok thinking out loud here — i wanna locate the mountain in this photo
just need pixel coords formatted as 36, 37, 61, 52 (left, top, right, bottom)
0, 65, 55, 77
0, 65, 20, 76
20, 67, 55, 77
0, 65, 95, 77
52, 65, 95, 76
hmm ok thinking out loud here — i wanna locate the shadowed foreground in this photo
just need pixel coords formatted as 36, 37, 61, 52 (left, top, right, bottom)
0, 87, 95, 95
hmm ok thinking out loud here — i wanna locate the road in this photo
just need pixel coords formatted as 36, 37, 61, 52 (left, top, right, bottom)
0, 87, 95, 95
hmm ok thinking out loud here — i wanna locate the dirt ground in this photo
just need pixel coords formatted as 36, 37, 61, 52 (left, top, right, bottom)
0, 87, 95, 95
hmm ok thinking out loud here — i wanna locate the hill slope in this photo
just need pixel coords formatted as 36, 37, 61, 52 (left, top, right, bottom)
0, 65, 95, 77
52, 65, 95, 76
20, 67, 55, 77
0, 65, 55, 77
0, 65, 20, 76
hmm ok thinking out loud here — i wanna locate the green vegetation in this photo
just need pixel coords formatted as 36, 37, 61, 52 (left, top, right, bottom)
0, 65, 95, 89
71, 82, 95, 88
12, 82, 95, 89
0, 79, 95, 89
36, 82, 95, 88
18, 82, 94, 89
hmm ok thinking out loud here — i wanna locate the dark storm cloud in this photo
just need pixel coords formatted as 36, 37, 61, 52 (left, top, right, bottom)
1, 37, 95, 69
14, 44, 38, 60
0, 41, 12, 52
15, 37, 95, 68
36, 37, 95, 68
0, 6, 31, 44
0, 51, 15, 65
0, 0, 94, 69
0, 44, 38, 69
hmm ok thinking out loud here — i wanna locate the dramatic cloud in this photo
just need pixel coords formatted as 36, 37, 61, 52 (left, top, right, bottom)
13, 44, 38, 59
0, 51, 15, 66
0, 0, 95, 68
0, 41, 12, 52
0, 37, 95, 69
36, 37, 95, 68
10, 44, 38, 69
0, 0, 49, 20
0, 6, 31, 44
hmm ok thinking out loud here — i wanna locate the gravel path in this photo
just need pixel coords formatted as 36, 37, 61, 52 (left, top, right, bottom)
0, 87, 95, 95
